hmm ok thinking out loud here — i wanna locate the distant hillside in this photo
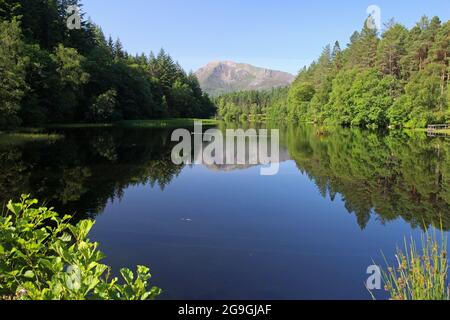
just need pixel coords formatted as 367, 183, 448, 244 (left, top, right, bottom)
195, 61, 295, 96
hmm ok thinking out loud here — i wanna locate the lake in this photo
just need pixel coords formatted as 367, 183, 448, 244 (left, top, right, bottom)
1, 123, 449, 300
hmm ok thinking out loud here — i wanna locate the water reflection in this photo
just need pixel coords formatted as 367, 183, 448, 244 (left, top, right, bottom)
0, 124, 449, 230
286, 126, 450, 230
0, 128, 183, 217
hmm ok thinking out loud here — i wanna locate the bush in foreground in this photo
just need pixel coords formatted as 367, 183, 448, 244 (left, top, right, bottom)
0, 195, 161, 300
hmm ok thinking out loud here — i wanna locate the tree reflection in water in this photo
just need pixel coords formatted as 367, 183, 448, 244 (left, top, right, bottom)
0, 124, 449, 230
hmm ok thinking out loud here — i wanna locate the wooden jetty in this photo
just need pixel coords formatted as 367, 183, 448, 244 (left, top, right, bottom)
427, 124, 450, 137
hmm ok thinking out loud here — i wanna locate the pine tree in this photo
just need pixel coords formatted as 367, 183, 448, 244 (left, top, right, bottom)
331, 41, 343, 70
430, 21, 450, 106
377, 21, 408, 78
359, 19, 379, 68
113, 38, 125, 59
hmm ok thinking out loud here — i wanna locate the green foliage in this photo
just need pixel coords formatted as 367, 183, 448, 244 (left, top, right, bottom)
50, 44, 90, 121
401, 63, 447, 127
52, 44, 89, 88
288, 82, 315, 122
323, 69, 358, 125
87, 89, 117, 122
0, 19, 26, 127
0, 195, 161, 300
215, 87, 289, 122
377, 231, 448, 300
326, 69, 397, 128
377, 21, 408, 78
0, 1, 215, 128
285, 16, 450, 128
212, 16, 450, 128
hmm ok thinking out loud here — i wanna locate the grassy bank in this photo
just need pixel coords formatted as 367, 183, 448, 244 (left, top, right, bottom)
0, 132, 63, 145
0, 118, 219, 145
46, 118, 218, 129
0, 119, 219, 140
47, 123, 114, 129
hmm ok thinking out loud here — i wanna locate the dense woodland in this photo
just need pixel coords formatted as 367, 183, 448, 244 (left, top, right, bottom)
1, 1, 449, 130
214, 87, 289, 122
0, 0, 215, 129
289, 16, 450, 128
217, 16, 450, 128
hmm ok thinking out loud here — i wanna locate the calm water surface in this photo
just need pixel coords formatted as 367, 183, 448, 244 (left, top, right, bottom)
1, 124, 449, 299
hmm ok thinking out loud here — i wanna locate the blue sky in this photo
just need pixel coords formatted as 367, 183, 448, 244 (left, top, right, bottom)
83, 0, 450, 75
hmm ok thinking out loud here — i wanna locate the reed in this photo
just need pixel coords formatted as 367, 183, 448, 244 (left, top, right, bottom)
381, 230, 449, 300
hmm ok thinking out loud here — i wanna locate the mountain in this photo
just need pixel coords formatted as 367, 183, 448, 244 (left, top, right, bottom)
195, 61, 295, 96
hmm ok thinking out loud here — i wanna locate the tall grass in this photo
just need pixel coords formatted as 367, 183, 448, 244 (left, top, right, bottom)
380, 230, 449, 300
118, 118, 218, 128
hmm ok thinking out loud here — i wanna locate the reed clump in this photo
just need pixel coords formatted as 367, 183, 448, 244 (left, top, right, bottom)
381, 231, 449, 300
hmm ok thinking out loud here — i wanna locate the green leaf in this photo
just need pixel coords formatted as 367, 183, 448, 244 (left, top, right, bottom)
7, 200, 21, 215
24, 270, 35, 278
71, 220, 95, 241
1, 197, 160, 300
59, 232, 72, 242
137, 265, 150, 275
141, 292, 151, 300
120, 268, 134, 285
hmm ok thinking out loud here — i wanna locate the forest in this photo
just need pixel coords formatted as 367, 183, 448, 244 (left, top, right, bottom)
217, 16, 450, 129
214, 87, 289, 122
3, 2, 448, 130
289, 16, 450, 129
0, 0, 216, 129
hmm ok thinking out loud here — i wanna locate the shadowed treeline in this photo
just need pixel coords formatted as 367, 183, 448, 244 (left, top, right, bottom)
0, 1, 216, 129
0, 127, 183, 218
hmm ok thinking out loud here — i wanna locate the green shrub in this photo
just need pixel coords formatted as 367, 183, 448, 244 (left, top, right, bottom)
87, 89, 118, 123
0, 195, 161, 300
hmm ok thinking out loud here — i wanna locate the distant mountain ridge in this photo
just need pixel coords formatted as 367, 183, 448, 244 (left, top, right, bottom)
195, 61, 295, 96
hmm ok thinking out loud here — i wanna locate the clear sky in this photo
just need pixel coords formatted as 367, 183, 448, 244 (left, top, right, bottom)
82, 0, 450, 75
